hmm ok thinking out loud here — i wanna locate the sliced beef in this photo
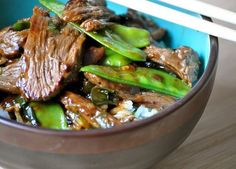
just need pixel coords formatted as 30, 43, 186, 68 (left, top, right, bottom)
61, 91, 121, 129
84, 72, 133, 95
120, 9, 166, 41
0, 96, 23, 123
17, 7, 86, 101
0, 61, 21, 94
87, 0, 106, 6
0, 27, 28, 58
84, 73, 176, 110
131, 92, 175, 110
62, 0, 117, 32
0, 56, 7, 65
145, 45, 200, 86
83, 46, 105, 65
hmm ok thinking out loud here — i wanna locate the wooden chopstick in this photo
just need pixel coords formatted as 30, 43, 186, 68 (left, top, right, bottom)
107, 0, 236, 42
159, 0, 236, 25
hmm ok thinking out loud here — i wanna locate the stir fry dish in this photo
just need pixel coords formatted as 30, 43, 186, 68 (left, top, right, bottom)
0, 0, 200, 130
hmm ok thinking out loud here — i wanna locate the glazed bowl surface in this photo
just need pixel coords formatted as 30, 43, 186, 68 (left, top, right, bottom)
0, 0, 218, 169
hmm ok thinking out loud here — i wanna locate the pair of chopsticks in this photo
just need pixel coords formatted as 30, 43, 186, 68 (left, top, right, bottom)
107, 0, 236, 42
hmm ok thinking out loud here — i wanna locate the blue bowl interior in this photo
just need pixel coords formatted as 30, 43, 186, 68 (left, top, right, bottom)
0, 0, 210, 72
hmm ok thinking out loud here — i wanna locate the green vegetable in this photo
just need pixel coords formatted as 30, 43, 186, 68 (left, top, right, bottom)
12, 20, 30, 31
91, 87, 119, 106
30, 102, 68, 130
81, 65, 191, 98
82, 80, 95, 94
108, 24, 150, 48
103, 48, 132, 67
39, 0, 148, 61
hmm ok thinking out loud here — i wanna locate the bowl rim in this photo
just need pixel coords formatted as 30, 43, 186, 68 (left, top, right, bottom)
0, 17, 219, 137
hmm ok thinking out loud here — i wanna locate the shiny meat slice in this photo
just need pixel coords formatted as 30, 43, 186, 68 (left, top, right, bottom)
120, 9, 166, 41
0, 56, 7, 65
61, 91, 121, 129
0, 96, 24, 123
87, 0, 106, 6
83, 46, 105, 65
84, 73, 176, 110
0, 27, 28, 58
17, 7, 86, 101
132, 92, 175, 110
84, 72, 133, 94
145, 45, 200, 86
0, 61, 21, 94
62, 0, 117, 31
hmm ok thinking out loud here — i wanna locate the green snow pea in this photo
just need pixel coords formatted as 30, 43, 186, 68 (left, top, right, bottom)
39, 0, 148, 61
102, 48, 132, 67
81, 65, 191, 98
108, 24, 150, 48
12, 20, 30, 31
30, 102, 68, 130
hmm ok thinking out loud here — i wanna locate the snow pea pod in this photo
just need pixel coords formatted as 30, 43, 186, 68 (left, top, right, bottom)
30, 102, 68, 130
39, 0, 148, 61
81, 65, 191, 98
102, 48, 132, 67
108, 24, 150, 48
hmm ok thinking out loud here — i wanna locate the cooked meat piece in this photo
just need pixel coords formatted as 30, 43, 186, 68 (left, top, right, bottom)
0, 61, 21, 94
120, 9, 166, 41
84, 72, 133, 95
145, 45, 200, 86
0, 56, 7, 65
116, 91, 176, 110
83, 46, 105, 65
87, 0, 106, 6
17, 7, 86, 101
84, 73, 176, 110
0, 96, 25, 123
80, 19, 107, 32
61, 91, 121, 129
0, 27, 28, 58
62, 0, 117, 31
132, 92, 175, 110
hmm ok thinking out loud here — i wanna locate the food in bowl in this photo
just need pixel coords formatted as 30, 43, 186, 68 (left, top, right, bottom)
0, 0, 200, 130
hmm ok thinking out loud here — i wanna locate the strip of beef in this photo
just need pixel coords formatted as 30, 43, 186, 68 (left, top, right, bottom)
84, 73, 176, 110
84, 72, 133, 95
0, 27, 28, 59
61, 91, 121, 129
0, 57, 7, 65
62, 0, 117, 32
0, 61, 21, 94
120, 9, 166, 41
145, 45, 200, 86
0, 96, 26, 123
83, 46, 105, 65
17, 7, 86, 101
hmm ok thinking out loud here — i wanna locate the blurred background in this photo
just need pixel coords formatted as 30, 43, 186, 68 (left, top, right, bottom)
154, 0, 236, 168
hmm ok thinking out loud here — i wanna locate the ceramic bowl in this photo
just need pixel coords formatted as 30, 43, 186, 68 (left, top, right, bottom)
0, 0, 218, 169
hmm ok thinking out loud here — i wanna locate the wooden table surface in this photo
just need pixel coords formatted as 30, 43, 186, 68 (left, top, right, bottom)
154, 0, 236, 168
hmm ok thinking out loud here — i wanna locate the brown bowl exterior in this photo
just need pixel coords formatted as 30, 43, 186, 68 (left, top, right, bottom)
0, 34, 218, 169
